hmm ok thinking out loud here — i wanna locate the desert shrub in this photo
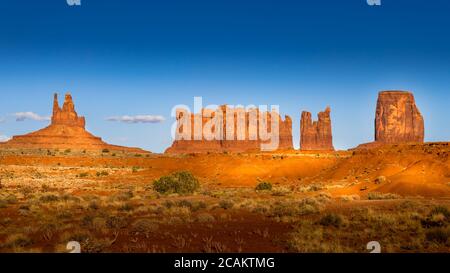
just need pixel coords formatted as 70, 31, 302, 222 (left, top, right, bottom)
319, 213, 344, 228
88, 201, 100, 210
255, 182, 272, 191
271, 202, 298, 217
197, 213, 216, 223
219, 200, 234, 210
102, 149, 110, 153
374, 176, 387, 184
430, 206, 450, 219
78, 172, 89, 178
39, 194, 59, 203
106, 216, 128, 229
132, 166, 140, 173
118, 202, 134, 212
425, 228, 449, 244
422, 206, 449, 228
60, 231, 91, 243
308, 184, 324, 192
298, 203, 319, 215
96, 171, 109, 177
3, 234, 33, 248
111, 191, 134, 202
367, 192, 401, 200
132, 219, 159, 234
153, 171, 200, 195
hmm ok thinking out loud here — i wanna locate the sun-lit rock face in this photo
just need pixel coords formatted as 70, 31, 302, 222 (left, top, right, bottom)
166, 105, 294, 154
0, 93, 148, 153
300, 107, 334, 151
375, 91, 424, 143
51, 93, 86, 128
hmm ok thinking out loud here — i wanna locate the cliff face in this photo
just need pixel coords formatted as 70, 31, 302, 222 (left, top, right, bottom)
375, 91, 424, 143
300, 107, 334, 151
1, 93, 148, 153
166, 105, 293, 154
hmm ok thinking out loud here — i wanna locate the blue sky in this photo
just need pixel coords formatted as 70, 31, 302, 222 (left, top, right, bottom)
0, 0, 449, 152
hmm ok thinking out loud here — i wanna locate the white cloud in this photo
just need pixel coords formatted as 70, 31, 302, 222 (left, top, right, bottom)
0, 134, 11, 142
106, 115, 165, 124
14, 112, 50, 122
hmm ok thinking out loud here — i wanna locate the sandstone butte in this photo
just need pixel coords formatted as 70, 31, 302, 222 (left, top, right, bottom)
300, 107, 334, 151
0, 93, 148, 153
165, 105, 293, 154
357, 90, 425, 149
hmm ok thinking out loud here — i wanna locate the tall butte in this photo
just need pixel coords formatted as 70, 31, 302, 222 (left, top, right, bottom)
300, 107, 334, 151
375, 91, 424, 143
357, 90, 424, 149
1, 93, 148, 153
166, 105, 293, 154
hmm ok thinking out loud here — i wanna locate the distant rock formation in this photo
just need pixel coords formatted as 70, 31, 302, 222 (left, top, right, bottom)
0, 93, 148, 153
356, 90, 424, 149
165, 105, 293, 154
375, 91, 424, 143
300, 107, 334, 151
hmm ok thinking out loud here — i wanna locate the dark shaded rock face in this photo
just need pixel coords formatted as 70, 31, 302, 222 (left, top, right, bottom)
300, 107, 334, 151
375, 91, 424, 143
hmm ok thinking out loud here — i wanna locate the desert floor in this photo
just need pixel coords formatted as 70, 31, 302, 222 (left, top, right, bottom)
0, 143, 449, 253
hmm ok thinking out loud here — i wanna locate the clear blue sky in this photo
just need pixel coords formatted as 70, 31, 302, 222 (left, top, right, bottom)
0, 0, 449, 152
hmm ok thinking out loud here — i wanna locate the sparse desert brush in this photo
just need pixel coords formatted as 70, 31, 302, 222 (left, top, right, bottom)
270, 202, 299, 218
219, 200, 234, 210
340, 195, 360, 202
96, 171, 109, 177
421, 206, 450, 228
106, 215, 129, 229
39, 194, 59, 203
197, 212, 216, 223
255, 181, 272, 191
298, 203, 319, 216
319, 213, 345, 228
77, 172, 89, 178
374, 176, 387, 184
59, 231, 92, 244
132, 219, 159, 235
367, 192, 401, 200
271, 186, 292, 196
425, 227, 449, 244
308, 183, 324, 192
429, 206, 450, 219
152, 171, 200, 195
118, 202, 134, 212
2, 234, 33, 249
110, 190, 134, 202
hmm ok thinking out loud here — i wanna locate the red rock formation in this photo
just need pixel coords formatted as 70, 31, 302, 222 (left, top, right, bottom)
300, 107, 334, 151
0, 93, 148, 153
375, 91, 424, 143
166, 105, 293, 153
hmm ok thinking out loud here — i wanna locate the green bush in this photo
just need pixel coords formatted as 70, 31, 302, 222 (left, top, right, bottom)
255, 182, 272, 191
153, 171, 200, 195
